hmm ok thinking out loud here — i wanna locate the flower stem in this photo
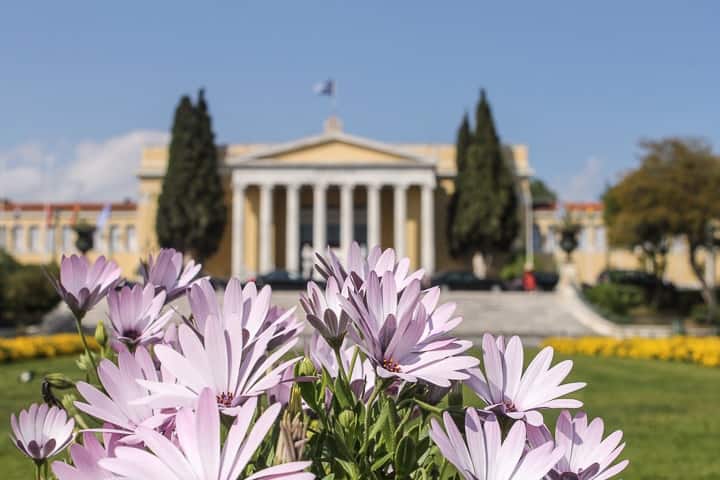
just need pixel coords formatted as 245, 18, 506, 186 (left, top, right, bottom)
73, 312, 99, 381
365, 380, 385, 409
360, 378, 390, 454
332, 346, 349, 385
34, 461, 43, 480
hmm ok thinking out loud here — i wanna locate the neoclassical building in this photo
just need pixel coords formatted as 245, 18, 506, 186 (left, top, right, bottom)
2, 118, 717, 287
137, 117, 533, 279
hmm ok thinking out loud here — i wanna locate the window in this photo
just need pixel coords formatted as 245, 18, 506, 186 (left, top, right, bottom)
579, 227, 591, 252
353, 206, 367, 246
0, 226, 6, 250
126, 226, 137, 252
532, 224, 543, 254
671, 235, 686, 253
28, 226, 40, 252
326, 206, 340, 248
595, 226, 607, 252
62, 226, 74, 252
46, 227, 55, 254
12, 226, 23, 252
544, 227, 556, 253
94, 228, 104, 253
109, 225, 121, 253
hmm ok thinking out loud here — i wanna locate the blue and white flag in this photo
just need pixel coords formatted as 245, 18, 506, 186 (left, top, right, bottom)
96, 203, 111, 230
313, 79, 335, 97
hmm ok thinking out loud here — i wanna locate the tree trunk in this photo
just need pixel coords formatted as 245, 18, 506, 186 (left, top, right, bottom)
646, 250, 661, 309
688, 243, 717, 323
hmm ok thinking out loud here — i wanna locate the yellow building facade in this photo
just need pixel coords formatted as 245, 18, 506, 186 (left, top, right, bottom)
137, 118, 532, 279
0, 200, 139, 276
3, 118, 715, 288
533, 202, 720, 287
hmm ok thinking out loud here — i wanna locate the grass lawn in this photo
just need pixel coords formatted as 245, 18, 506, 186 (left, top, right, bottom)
0, 356, 79, 480
0, 352, 718, 479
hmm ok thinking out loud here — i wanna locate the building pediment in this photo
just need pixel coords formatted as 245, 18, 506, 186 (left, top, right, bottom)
226, 131, 435, 168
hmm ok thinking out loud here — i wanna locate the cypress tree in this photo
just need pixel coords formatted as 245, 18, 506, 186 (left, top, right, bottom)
156, 90, 227, 262
449, 90, 520, 273
447, 113, 473, 254
157, 95, 195, 253
474, 89, 499, 148
455, 112, 472, 172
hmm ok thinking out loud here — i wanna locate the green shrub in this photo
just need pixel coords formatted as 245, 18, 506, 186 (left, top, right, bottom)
689, 303, 720, 325
500, 255, 524, 281
584, 283, 644, 317
0, 261, 61, 327
0, 249, 20, 276
500, 252, 557, 281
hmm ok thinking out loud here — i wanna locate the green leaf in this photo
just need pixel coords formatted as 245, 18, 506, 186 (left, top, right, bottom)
298, 377, 320, 413
336, 459, 360, 479
371, 451, 393, 472
368, 402, 390, 440
333, 374, 354, 410
381, 400, 397, 452
394, 434, 418, 477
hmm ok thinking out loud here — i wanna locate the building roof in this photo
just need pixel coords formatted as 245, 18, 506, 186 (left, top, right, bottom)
0, 200, 137, 212
138, 118, 530, 179
532, 202, 558, 211
565, 201, 603, 212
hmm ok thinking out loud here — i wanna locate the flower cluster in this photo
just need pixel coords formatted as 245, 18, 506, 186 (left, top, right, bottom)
10, 248, 310, 479
544, 335, 720, 367
8, 244, 629, 480
0, 334, 99, 363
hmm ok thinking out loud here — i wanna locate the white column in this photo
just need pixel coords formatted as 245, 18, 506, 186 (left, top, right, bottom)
705, 247, 716, 290
367, 184, 381, 248
421, 184, 435, 275
393, 184, 407, 258
231, 183, 246, 278
340, 184, 354, 256
522, 179, 534, 270
259, 183, 274, 274
313, 183, 327, 256
285, 184, 300, 275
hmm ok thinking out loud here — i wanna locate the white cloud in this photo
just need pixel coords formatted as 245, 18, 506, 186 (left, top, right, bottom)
0, 130, 169, 202
557, 156, 608, 202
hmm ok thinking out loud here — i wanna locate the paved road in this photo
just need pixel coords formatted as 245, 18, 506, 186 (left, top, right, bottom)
56, 289, 593, 344
270, 290, 594, 342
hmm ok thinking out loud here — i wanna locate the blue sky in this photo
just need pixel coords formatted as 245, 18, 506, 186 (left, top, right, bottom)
1, 2, 718, 202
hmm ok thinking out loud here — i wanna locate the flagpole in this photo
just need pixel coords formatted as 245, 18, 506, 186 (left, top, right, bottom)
44, 155, 52, 262
332, 80, 337, 116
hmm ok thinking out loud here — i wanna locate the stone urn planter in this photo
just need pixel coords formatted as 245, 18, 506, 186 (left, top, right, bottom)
73, 221, 96, 255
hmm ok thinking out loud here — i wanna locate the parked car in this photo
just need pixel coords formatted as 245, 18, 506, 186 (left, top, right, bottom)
534, 271, 560, 291
254, 270, 312, 290
597, 269, 666, 288
596, 268, 676, 307
430, 271, 501, 291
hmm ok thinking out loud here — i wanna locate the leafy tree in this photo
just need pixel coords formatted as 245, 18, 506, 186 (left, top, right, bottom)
156, 90, 227, 262
449, 90, 520, 273
530, 178, 557, 208
602, 168, 671, 278
644, 138, 720, 319
606, 138, 720, 320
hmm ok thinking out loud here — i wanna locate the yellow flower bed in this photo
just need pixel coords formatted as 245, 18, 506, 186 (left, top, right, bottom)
0, 334, 98, 363
542, 336, 720, 368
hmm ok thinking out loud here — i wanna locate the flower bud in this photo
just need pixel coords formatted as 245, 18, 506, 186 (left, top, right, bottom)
338, 409, 356, 429
76, 351, 96, 372
296, 357, 317, 378
45, 373, 75, 390
288, 384, 303, 416
94, 321, 108, 347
